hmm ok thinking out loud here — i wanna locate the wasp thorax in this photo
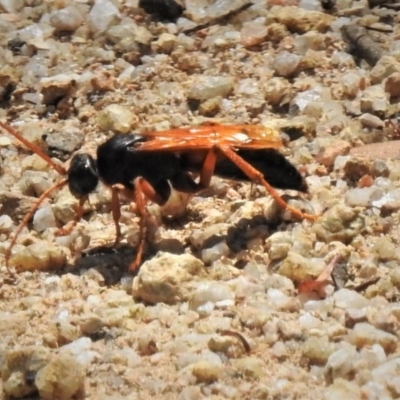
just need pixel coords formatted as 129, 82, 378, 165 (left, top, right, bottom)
68, 154, 99, 198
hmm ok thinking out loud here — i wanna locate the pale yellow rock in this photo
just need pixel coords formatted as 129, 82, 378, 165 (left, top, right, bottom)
97, 104, 137, 133
35, 352, 85, 400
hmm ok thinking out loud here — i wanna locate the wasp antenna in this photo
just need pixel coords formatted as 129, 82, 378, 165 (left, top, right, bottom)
5, 178, 68, 272
0, 121, 67, 176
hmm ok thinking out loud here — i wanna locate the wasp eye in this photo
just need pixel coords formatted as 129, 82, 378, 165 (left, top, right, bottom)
68, 154, 98, 198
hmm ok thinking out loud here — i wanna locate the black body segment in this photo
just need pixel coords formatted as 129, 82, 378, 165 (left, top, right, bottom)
96, 134, 199, 203
224, 149, 308, 192
138, 0, 184, 20
179, 148, 308, 193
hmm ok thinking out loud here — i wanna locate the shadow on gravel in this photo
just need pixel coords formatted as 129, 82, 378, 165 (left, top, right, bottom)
61, 213, 285, 284
71, 244, 143, 285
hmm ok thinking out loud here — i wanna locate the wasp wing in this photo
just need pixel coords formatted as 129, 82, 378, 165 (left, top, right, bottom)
133, 125, 284, 152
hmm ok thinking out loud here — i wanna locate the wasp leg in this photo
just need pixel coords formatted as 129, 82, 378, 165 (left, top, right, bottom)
190, 145, 316, 221
127, 178, 170, 272
55, 197, 87, 236
212, 146, 317, 221
129, 178, 148, 271
110, 179, 169, 271
172, 146, 218, 191
110, 184, 126, 246
5, 178, 68, 272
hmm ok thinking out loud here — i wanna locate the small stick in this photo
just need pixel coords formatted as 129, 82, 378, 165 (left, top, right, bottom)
219, 330, 251, 353
341, 24, 385, 66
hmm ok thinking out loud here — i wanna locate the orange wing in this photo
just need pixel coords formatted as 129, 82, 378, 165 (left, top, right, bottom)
135, 124, 284, 152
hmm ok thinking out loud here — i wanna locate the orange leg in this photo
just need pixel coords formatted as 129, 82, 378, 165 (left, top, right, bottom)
111, 185, 124, 246
5, 178, 68, 271
194, 145, 316, 221
110, 180, 165, 249
55, 196, 87, 236
128, 177, 163, 272
214, 146, 316, 221
199, 146, 218, 188
109, 180, 167, 271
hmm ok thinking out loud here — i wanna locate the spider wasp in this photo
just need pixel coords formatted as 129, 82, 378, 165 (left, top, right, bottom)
0, 121, 316, 272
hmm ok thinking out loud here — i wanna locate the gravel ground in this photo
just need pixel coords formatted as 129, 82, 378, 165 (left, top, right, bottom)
1, 0, 400, 399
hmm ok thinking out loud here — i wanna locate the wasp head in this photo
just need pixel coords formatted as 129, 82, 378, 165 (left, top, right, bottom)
68, 154, 99, 198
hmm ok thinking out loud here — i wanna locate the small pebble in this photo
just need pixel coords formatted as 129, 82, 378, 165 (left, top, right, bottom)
188, 76, 234, 101
345, 186, 383, 207
50, 7, 84, 31
346, 323, 397, 354
301, 336, 334, 365
384, 72, 400, 97
231, 357, 264, 378
316, 140, 351, 167
35, 352, 85, 400
359, 113, 384, 129
0, 136, 12, 146
277, 251, 324, 282
191, 360, 221, 383
132, 253, 207, 304
88, 0, 121, 34
273, 51, 302, 77
97, 104, 137, 133
33, 205, 57, 232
